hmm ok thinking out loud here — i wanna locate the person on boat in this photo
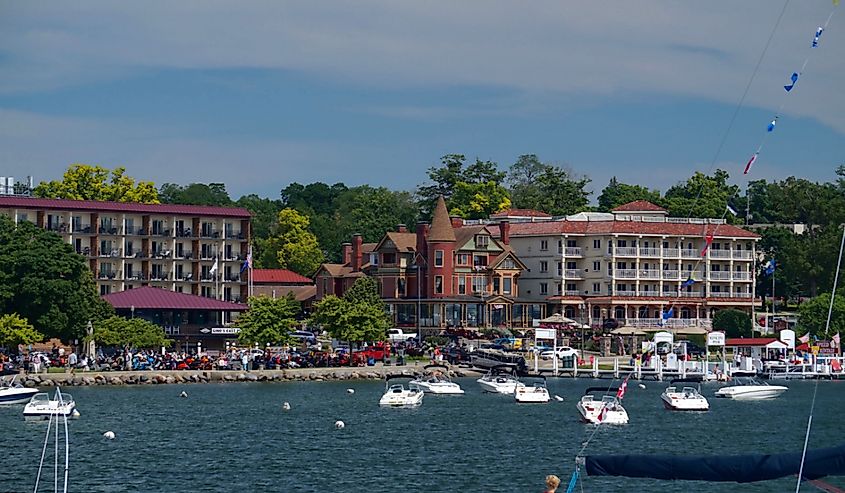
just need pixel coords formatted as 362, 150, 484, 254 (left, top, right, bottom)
543, 474, 560, 493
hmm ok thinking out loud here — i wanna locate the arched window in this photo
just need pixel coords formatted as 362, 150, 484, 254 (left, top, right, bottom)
564, 306, 576, 318
638, 306, 648, 318
681, 307, 691, 319
615, 306, 625, 319
593, 306, 601, 319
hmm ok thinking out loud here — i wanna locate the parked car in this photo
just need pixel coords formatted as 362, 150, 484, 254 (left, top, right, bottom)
290, 331, 317, 345
387, 328, 415, 343
539, 346, 580, 361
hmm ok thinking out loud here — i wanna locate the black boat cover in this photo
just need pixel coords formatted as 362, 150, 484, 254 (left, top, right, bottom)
583, 443, 845, 483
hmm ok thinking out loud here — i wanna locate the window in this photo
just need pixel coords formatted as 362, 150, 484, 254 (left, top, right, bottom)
322, 278, 329, 295
457, 253, 469, 265
493, 277, 500, 293
397, 278, 406, 296
557, 262, 562, 276
540, 240, 549, 251
458, 276, 466, 294
593, 283, 601, 293
503, 277, 512, 295
593, 261, 600, 271
567, 283, 577, 292
100, 285, 111, 295
593, 239, 601, 249
540, 282, 548, 295
567, 239, 577, 247
663, 241, 669, 248
540, 261, 548, 273
434, 276, 443, 294
556, 283, 562, 295
473, 255, 488, 268
382, 252, 396, 265
616, 284, 627, 291
434, 250, 444, 267
475, 235, 490, 248
370, 253, 379, 266
501, 258, 516, 269
616, 261, 627, 269
472, 276, 485, 294
567, 261, 577, 269
618, 239, 627, 247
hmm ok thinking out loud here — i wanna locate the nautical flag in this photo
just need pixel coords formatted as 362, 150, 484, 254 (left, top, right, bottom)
726, 204, 738, 216
597, 405, 608, 423
833, 333, 841, 348
616, 377, 629, 400
682, 276, 696, 288
743, 152, 758, 175
784, 72, 799, 92
767, 118, 777, 132
209, 258, 219, 275
700, 233, 714, 256
812, 27, 824, 47
799, 333, 810, 344
764, 259, 776, 276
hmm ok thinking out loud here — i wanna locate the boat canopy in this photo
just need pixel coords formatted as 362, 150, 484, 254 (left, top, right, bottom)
583, 387, 619, 396
582, 443, 845, 483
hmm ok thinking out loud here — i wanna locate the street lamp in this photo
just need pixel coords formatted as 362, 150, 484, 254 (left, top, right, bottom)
578, 302, 586, 357
413, 252, 428, 343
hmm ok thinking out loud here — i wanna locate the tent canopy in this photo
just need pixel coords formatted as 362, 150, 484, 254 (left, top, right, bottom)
611, 326, 648, 336
642, 326, 709, 335
539, 313, 576, 324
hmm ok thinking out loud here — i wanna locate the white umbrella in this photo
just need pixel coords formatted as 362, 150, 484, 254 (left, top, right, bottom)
539, 313, 576, 324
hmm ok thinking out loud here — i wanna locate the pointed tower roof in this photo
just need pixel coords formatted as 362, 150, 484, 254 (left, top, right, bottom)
429, 195, 456, 242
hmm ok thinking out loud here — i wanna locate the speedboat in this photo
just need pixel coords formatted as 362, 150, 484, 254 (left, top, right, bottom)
23, 389, 78, 420
661, 379, 709, 411
714, 377, 787, 400
409, 364, 464, 394
514, 376, 550, 403
0, 376, 40, 405
477, 365, 519, 394
577, 387, 629, 424
379, 377, 424, 407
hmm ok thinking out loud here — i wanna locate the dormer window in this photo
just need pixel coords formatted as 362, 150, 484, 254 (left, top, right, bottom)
476, 235, 489, 248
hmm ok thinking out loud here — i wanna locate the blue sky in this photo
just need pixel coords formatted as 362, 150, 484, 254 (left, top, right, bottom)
1, 1, 843, 200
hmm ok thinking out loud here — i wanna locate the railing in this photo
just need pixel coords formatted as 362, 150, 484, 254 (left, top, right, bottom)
200, 230, 220, 239
176, 229, 193, 238
98, 249, 114, 258
152, 229, 171, 237
639, 248, 660, 257
615, 291, 639, 297
627, 318, 713, 329
681, 249, 700, 258
662, 270, 680, 280
709, 292, 737, 298
564, 269, 584, 279
639, 269, 660, 279
73, 224, 93, 234
97, 271, 120, 280
153, 250, 172, 259
150, 272, 171, 281
614, 247, 638, 256
226, 231, 245, 240
564, 247, 582, 256
564, 290, 580, 296
709, 271, 732, 281
733, 272, 751, 281
709, 250, 732, 259
125, 226, 144, 236
615, 269, 637, 279
662, 248, 680, 258
733, 251, 753, 260
175, 273, 194, 282
126, 272, 146, 281
677, 291, 704, 298
98, 226, 121, 235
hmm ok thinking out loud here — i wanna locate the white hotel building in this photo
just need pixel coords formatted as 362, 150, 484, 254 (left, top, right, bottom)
506, 201, 759, 329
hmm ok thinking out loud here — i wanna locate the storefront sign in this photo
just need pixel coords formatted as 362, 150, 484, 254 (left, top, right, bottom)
535, 328, 555, 340
817, 340, 836, 355
210, 327, 241, 335
707, 331, 726, 347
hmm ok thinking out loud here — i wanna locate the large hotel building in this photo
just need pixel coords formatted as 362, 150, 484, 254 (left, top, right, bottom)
0, 196, 252, 303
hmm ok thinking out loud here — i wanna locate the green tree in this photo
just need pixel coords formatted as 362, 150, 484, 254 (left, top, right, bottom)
159, 183, 232, 206
417, 154, 509, 217
310, 277, 391, 353
797, 293, 845, 339
0, 216, 113, 341
664, 169, 738, 218
92, 316, 170, 348
448, 181, 512, 219
261, 208, 324, 275
33, 164, 159, 203
334, 186, 419, 252
713, 309, 752, 338
235, 194, 283, 240
236, 294, 299, 346
507, 155, 591, 215
0, 313, 44, 349
597, 177, 663, 212
343, 276, 386, 308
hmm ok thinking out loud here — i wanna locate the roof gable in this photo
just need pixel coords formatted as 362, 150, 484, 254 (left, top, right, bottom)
252, 269, 313, 284
102, 286, 247, 310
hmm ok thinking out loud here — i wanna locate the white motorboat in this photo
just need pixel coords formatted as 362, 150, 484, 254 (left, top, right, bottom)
23, 389, 78, 420
577, 387, 629, 424
661, 379, 709, 411
514, 376, 550, 403
714, 377, 787, 400
477, 365, 519, 394
379, 377, 424, 407
409, 364, 464, 394
0, 376, 40, 405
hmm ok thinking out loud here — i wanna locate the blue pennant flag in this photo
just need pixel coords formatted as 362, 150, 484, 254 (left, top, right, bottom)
764, 259, 776, 276
682, 276, 696, 287
662, 307, 674, 320
767, 118, 777, 132
784, 72, 799, 92
812, 26, 824, 47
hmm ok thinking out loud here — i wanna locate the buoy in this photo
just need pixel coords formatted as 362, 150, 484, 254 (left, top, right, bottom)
282, 402, 291, 411
103, 431, 115, 440
638, 384, 647, 390
334, 420, 345, 429
179, 391, 188, 398
71, 410, 81, 418
346, 388, 355, 394
554, 395, 564, 402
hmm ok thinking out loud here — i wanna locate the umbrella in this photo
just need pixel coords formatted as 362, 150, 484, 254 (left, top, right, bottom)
611, 326, 648, 336
539, 313, 577, 324
642, 326, 709, 335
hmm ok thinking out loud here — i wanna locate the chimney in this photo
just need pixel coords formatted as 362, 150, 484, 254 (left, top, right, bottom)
351, 234, 363, 272
498, 220, 510, 245
341, 242, 352, 265
397, 224, 408, 233
415, 222, 429, 259
450, 216, 463, 229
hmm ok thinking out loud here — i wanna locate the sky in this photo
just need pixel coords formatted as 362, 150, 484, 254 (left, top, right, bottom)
0, 1, 843, 200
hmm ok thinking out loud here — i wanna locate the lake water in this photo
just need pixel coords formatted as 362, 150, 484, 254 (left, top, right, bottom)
2, 378, 844, 492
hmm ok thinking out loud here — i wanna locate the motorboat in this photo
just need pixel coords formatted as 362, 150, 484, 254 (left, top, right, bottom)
577, 387, 629, 424
477, 365, 520, 394
379, 377, 424, 407
714, 377, 788, 400
23, 389, 78, 420
409, 364, 464, 394
0, 376, 40, 405
514, 376, 550, 403
661, 379, 709, 411
470, 348, 528, 373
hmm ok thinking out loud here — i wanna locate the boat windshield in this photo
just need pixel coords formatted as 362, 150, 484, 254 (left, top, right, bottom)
735, 377, 767, 386
29, 393, 50, 403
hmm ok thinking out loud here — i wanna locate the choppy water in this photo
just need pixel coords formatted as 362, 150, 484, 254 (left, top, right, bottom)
2, 378, 844, 492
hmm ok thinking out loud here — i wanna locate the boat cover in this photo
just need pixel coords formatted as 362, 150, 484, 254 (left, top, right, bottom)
583, 443, 845, 482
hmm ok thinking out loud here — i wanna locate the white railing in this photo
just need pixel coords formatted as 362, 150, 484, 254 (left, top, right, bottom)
639, 269, 661, 279
662, 270, 680, 280
663, 248, 680, 258
709, 250, 732, 259
709, 271, 732, 281
733, 272, 751, 281
564, 290, 581, 296
627, 318, 713, 329
614, 247, 638, 256
639, 248, 660, 257
615, 291, 639, 297
677, 291, 704, 298
709, 292, 736, 298
733, 251, 753, 260
565, 247, 582, 256
615, 269, 637, 279
564, 269, 584, 278
681, 249, 700, 258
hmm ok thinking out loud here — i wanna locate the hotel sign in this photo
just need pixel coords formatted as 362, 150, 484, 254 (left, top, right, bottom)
707, 331, 725, 347
198, 327, 241, 335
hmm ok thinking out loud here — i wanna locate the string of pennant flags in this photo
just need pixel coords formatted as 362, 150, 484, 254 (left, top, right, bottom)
658, 1, 839, 326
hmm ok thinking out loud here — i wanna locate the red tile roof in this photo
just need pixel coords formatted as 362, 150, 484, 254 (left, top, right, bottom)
252, 269, 313, 284
612, 200, 667, 212
0, 196, 251, 218
725, 338, 780, 347
509, 220, 760, 238
490, 208, 552, 218
102, 286, 248, 310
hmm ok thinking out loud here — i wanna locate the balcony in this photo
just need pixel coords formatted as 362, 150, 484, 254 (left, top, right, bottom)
662, 270, 680, 280
200, 230, 220, 239
615, 269, 637, 279
228, 274, 243, 282
733, 272, 751, 281
564, 247, 582, 256
677, 291, 704, 298
681, 249, 700, 258
662, 248, 680, 258
175, 273, 194, 282
564, 269, 584, 279
99, 249, 121, 258
98, 226, 121, 236
564, 290, 581, 296
709, 250, 732, 259
72, 224, 93, 235
708, 271, 732, 281
709, 291, 738, 298
639, 269, 661, 279
200, 274, 220, 282
150, 272, 170, 281
97, 271, 120, 280
125, 226, 145, 236
152, 228, 172, 237
153, 249, 172, 259
175, 228, 193, 238
733, 250, 753, 260
614, 247, 638, 257
226, 231, 246, 240
126, 272, 146, 281
627, 319, 713, 330
639, 248, 660, 258
614, 291, 639, 297
133, 251, 149, 259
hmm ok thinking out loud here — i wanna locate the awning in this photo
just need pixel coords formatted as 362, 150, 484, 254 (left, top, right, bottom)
539, 313, 576, 324
611, 326, 648, 336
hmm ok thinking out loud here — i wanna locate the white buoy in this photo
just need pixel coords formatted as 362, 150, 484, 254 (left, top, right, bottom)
72, 410, 81, 418
334, 420, 345, 429
638, 384, 647, 390
103, 431, 115, 440
346, 388, 355, 394
282, 402, 291, 411
554, 395, 564, 402
179, 391, 188, 398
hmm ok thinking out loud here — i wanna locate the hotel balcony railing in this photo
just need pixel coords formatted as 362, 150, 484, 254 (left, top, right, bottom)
662, 248, 680, 258
639, 248, 660, 257
733, 251, 753, 260
200, 274, 221, 282
72, 224, 93, 234
564, 269, 584, 279
46, 223, 69, 233
709, 250, 732, 259
126, 272, 146, 281
564, 290, 581, 296
98, 226, 121, 235
226, 231, 246, 240
708, 271, 732, 281
710, 291, 740, 298
614, 247, 638, 257
200, 230, 220, 239
99, 249, 121, 258
150, 272, 171, 281
125, 226, 145, 236
681, 249, 700, 258
615, 269, 637, 279
151, 228, 172, 237
227, 274, 243, 282
677, 291, 704, 298
564, 247, 582, 256
97, 271, 121, 280
733, 272, 751, 281
614, 291, 639, 297
200, 253, 217, 261
662, 270, 681, 280
153, 250, 172, 259
175, 229, 193, 238
175, 273, 194, 282
639, 269, 661, 279
627, 319, 713, 329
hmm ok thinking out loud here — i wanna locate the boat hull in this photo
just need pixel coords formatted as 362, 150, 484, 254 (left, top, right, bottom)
514, 385, 550, 403
0, 388, 39, 405
476, 378, 518, 394
577, 401, 629, 424
378, 392, 424, 407
409, 381, 464, 394
661, 393, 709, 411
714, 386, 787, 400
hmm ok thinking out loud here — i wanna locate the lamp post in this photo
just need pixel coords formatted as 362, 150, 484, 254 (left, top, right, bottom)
578, 302, 586, 357
414, 252, 428, 343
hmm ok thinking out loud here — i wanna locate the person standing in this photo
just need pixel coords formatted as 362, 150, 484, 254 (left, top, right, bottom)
67, 351, 78, 374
